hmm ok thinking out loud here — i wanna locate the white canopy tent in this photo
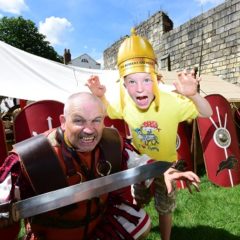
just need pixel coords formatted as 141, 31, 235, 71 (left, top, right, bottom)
0, 40, 120, 103
1, 40, 240, 104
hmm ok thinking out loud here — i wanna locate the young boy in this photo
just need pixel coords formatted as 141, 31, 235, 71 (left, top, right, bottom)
87, 28, 212, 240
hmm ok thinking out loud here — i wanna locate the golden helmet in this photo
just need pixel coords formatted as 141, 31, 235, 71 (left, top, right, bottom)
117, 28, 160, 110
117, 28, 158, 78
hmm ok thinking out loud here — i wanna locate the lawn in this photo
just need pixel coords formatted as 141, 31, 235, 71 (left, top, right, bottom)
144, 170, 240, 240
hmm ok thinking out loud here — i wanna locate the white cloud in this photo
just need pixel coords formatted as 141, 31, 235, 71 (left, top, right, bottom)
38, 16, 73, 46
0, 0, 28, 14
195, 0, 225, 5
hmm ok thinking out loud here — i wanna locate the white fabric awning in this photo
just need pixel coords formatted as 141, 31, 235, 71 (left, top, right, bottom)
1, 40, 240, 103
0, 40, 119, 103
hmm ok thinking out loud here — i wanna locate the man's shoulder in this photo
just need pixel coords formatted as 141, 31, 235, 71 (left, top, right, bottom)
44, 128, 59, 147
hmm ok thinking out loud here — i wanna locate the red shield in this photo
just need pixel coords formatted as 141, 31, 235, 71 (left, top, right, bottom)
14, 100, 64, 142
0, 119, 8, 165
197, 94, 240, 187
104, 116, 132, 139
176, 121, 194, 189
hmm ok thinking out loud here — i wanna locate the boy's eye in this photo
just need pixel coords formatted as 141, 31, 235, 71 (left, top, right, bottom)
128, 80, 135, 84
144, 78, 151, 83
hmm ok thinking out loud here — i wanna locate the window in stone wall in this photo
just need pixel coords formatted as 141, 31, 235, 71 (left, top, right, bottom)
160, 54, 171, 71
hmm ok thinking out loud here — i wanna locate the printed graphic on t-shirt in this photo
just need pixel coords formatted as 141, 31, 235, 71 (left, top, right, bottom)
134, 121, 160, 151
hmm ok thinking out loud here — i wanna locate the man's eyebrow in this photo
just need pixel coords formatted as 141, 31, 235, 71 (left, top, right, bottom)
73, 116, 103, 121
93, 116, 104, 120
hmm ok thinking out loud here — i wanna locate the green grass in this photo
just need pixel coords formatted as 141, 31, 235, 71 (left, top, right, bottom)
144, 170, 240, 240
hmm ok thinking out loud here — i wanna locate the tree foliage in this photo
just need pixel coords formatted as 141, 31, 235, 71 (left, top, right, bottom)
0, 16, 63, 62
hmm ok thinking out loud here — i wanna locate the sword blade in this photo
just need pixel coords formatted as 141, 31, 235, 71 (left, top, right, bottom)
12, 161, 171, 221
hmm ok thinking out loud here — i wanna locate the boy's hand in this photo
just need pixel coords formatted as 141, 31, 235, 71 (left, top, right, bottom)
173, 69, 200, 96
86, 75, 106, 98
164, 168, 200, 194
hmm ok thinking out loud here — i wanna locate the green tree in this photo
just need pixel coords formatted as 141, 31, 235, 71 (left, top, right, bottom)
0, 16, 63, 62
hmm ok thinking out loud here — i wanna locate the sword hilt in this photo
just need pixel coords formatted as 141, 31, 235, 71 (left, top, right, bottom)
11, 202, 20, 222
0, 201, 19, 227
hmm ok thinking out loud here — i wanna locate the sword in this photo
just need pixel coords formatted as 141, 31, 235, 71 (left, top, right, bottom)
2, 160, 171, 222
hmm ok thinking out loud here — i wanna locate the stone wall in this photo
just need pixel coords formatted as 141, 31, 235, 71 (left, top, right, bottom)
103, 0, 240, 85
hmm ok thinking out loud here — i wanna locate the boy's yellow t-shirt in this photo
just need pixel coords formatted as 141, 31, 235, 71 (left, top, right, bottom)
106, 90, 198, 163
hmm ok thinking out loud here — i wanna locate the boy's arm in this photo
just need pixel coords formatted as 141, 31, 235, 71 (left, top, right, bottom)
188, 93, 213, 118
173, 69, 213, 118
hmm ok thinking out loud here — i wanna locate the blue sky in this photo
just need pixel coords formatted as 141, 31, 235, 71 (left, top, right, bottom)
0, 0, 225, 65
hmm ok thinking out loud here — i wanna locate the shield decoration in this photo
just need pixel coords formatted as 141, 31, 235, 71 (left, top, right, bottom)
176, 121, 194, 189
197, 94, 240, 187
13, 100, 64, 142
233, 106, 240, 144
104, 116, 132, 139
0, 119, 8, 165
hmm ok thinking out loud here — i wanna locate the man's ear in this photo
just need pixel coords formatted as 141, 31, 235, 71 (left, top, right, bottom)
59, 114, 66, 129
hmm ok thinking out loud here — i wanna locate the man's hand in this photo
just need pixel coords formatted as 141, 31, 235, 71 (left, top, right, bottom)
85, 75, 106, 98
132, 183, 152, 207
164, 167, 200, 194
173, 69, 200, 97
